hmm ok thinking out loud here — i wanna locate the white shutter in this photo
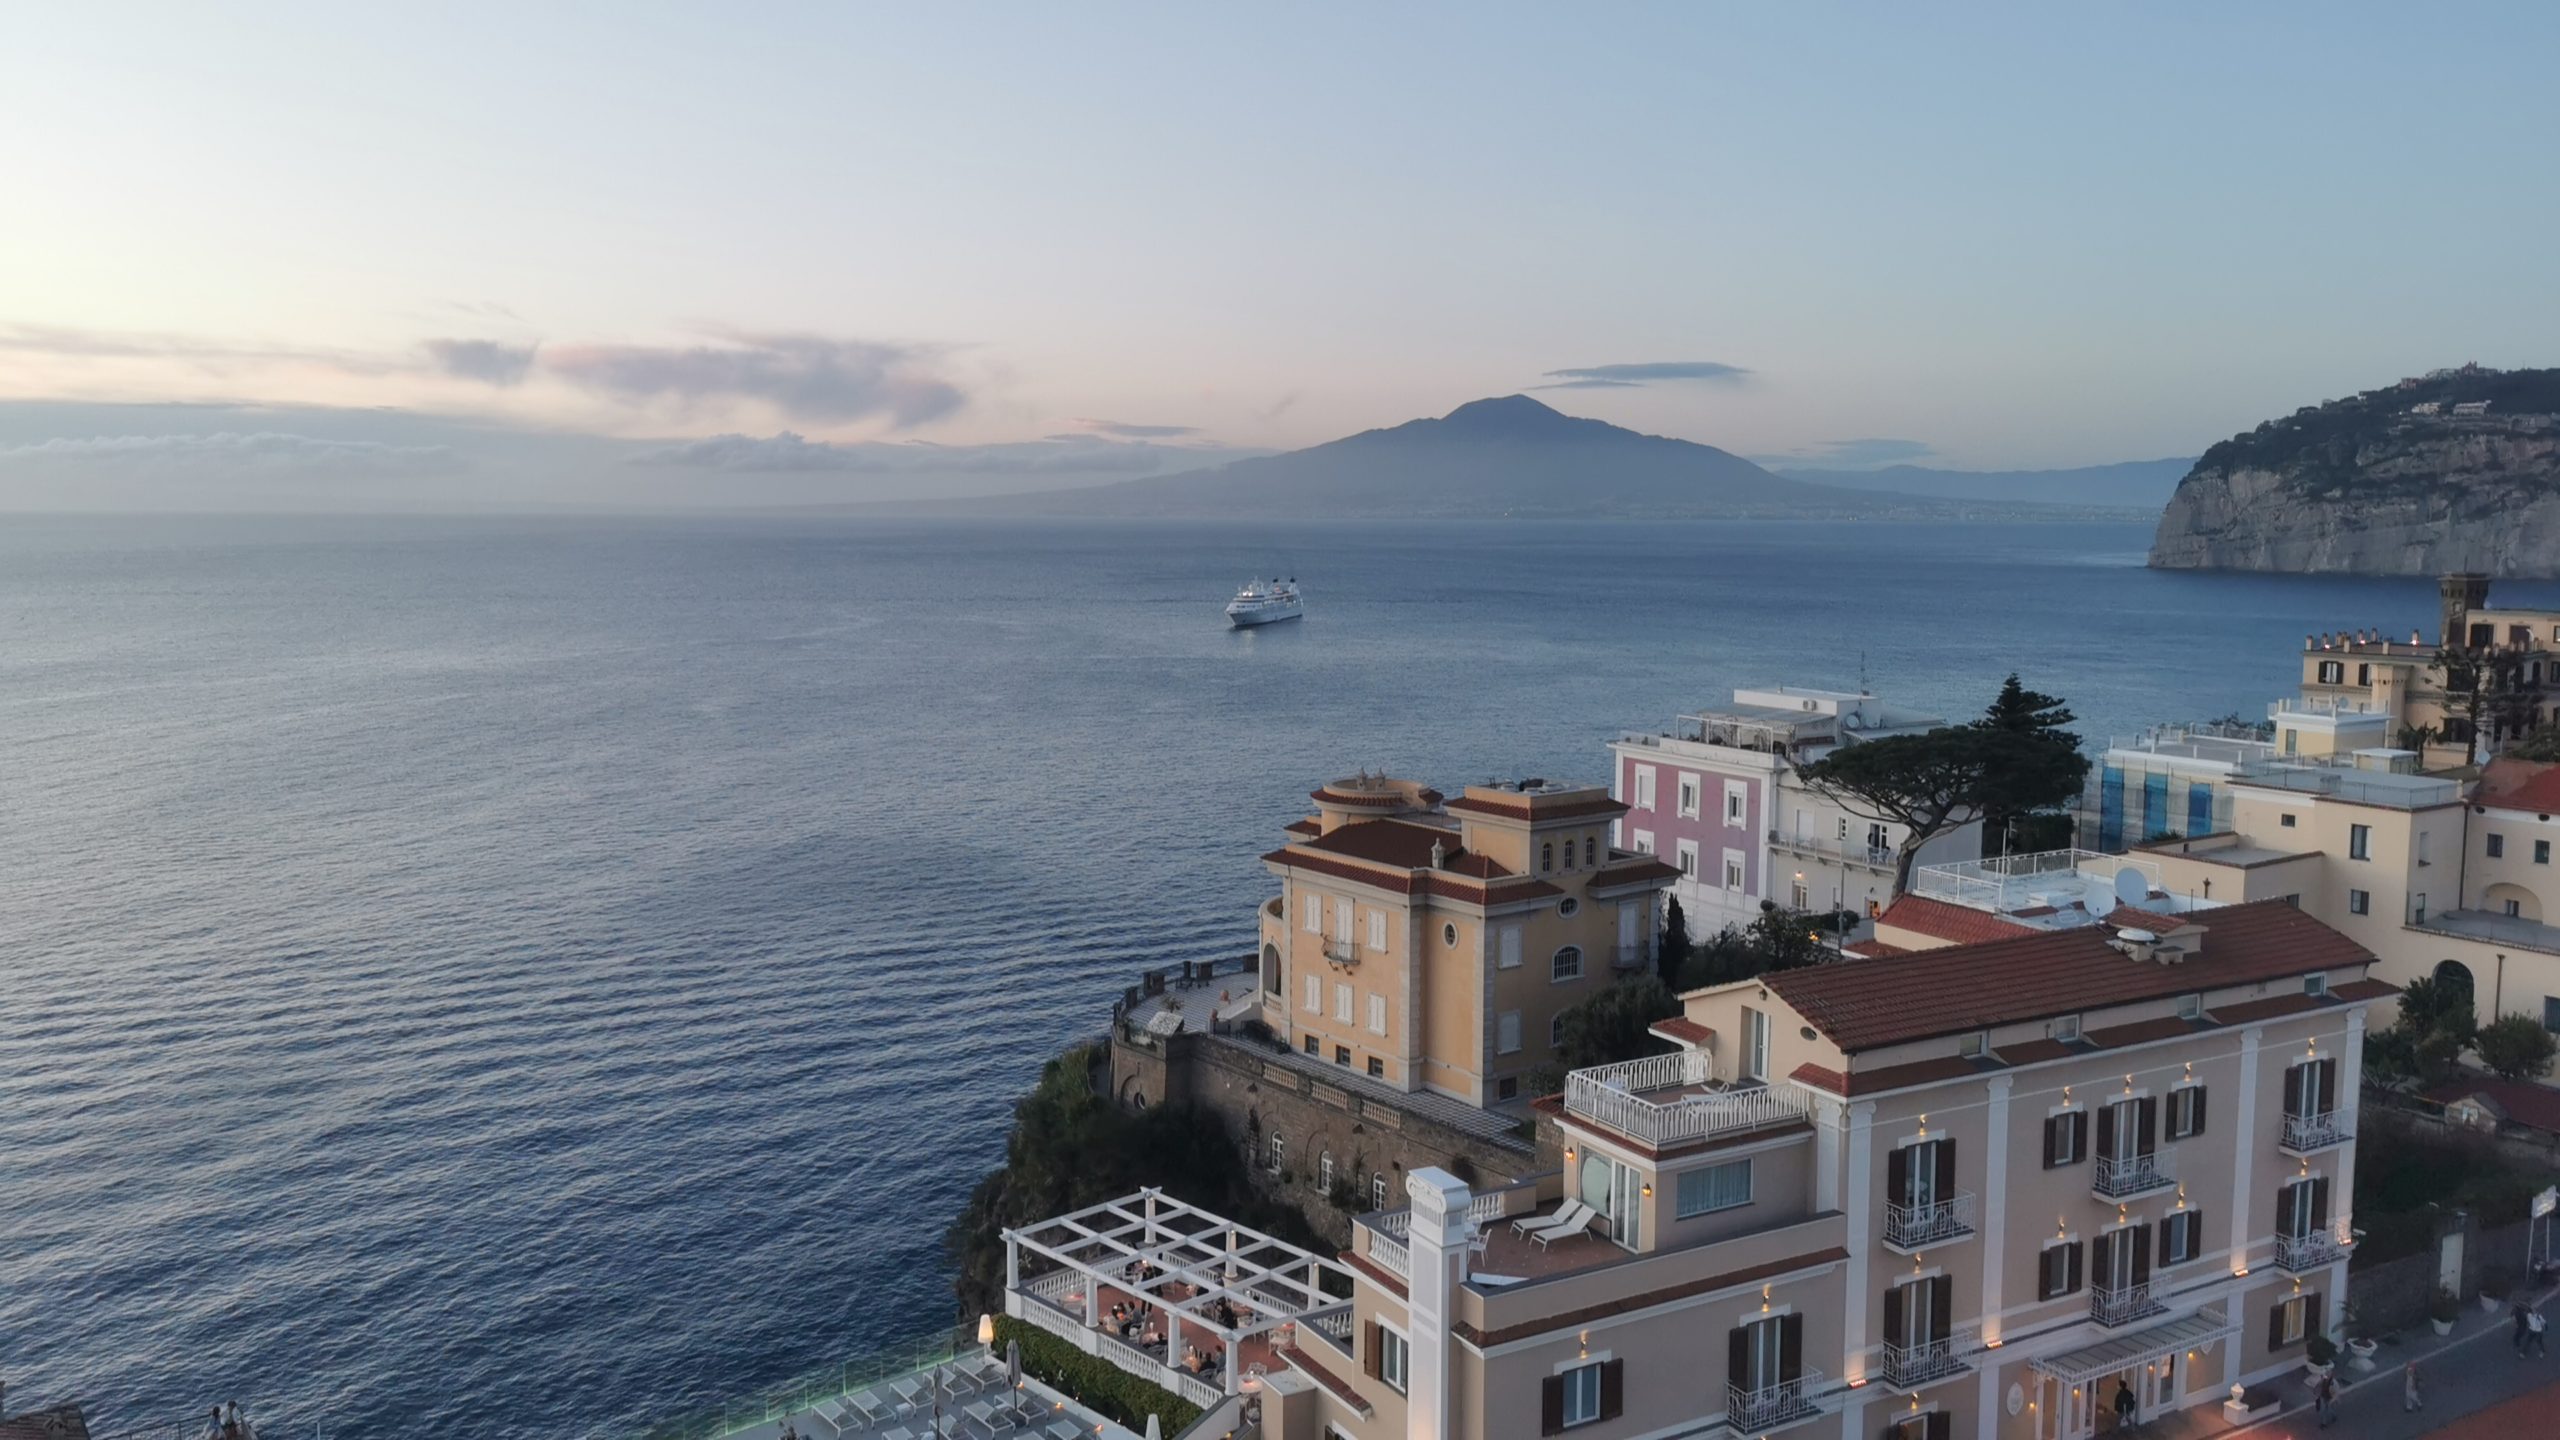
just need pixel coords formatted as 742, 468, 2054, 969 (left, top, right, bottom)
1498, 926, 1522, 969
1367, 910, 1388, 951
1333, 899, 1352, 943
1334, 983, 1353, 1022
1497, 1011, 1522, 1054
1302, 893, 1320, 933
1303, 974, 1319, 1012
1368, 994, 1387, 1034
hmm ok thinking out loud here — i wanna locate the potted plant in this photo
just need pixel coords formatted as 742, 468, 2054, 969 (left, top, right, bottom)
2304, 1334, 2338, 1378
2430, 1286, 2461, 1337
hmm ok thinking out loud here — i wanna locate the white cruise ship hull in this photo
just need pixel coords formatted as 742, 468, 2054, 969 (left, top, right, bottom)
1226, 600, 1303, 627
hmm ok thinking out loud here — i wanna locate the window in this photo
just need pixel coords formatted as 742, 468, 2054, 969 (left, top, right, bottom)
1372, 1171, 1389, 1209
1742, 1007, 1771, 1081
1303, 1033, 1318, 1055
2357, 663, 2372, 686
1367, 1056, 1384, 1078
1267, 1131, 1285, 1172
2304, 973, 2328, 998
1303, 894, 1321, 932
1496, 1076, 1519, 1101
1792, 880, 1809, 909
2038, 1239, 2084, 1299
2512, 899, 2528, 918
1584, 836, 1597, 867
1334, 982, 1352, 1023
2270, 1293, 2322, 1350
1368, 994, 1388, 1035
1376, 1325, 1409, 1394
2279, 1175, 2331, 1241
2160, 1210, 2203, 1266
2056, 1013, 2082, 1042
2167, 1085, 2207, 1139
1334, 1044, 1350, 1067
1498, 927, 1522, 969
2540, 840, 2553, 866
1542, 842, 1554, 872
2412, 892, 2426, 923
1558, 1361, 1603, 1427
2317, 660, 2344, 684
1634, 766, 1657, 810
1550, 1014, 1566, 1048
1675, 1159, 1753, 1217
2178, 992, 2202, 1021
1497, 1010, 1523, 1054
1886, 1417, 1952, 1440
1443, 922, 1459, 948
1552, 946, 1584, 982
2418, 831, 2433, 867
2348, 889, 2370, 915
1725, 782, 1746, 824
1867, 822, 1890, 854
1957, 1031, 1986, 1059
1561, 837, 1575, 870
1632, 828, 1655, 855
2043, 1110, 2088, 1167
2349, 824, 2371, 860
2280, 813, 2298, 829
2284, 1057, 2337, 1122
1558, 897, 1580, 918
1318, 1151, 1335, 1188
2546, 997, 2560, 1034
1724, 855, 1745, 891
1303, 974, 1320, 1013
1367, 910, 1388, 951
1677, 776, 1700, 818
2489, 833, 2507, 858
1676, 840, 1699, 878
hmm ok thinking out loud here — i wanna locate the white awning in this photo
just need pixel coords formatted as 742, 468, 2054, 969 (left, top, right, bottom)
2031, 1305, 2236, 1385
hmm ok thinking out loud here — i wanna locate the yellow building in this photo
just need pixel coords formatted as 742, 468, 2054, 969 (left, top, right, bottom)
2287, 573, 2560, 767
1256, 774, 1679, 1107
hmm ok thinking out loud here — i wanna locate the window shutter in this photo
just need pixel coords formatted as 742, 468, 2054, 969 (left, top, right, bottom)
1883, 1284, 1906, 1349
2042, 1116, 2059, 1169
2096, 1103, 2116, 1161
1887, 1145, 1911, 1210
2275, 1184, 2291, 1237
1780, 1313, 1804, 1382
1541, 1376, 1564, 1436
2191, 1086, 2208, 1136
2312, 1177, 2331, 1230
2268, 1302, 2287, 1352
1928, 1275, 1952, 1338
2317, 1061, 2337, 1115
1599, 1359, 1624, 1422
2039, 1247, 2058, 1299
2158, 1216, 2175, 1267
2137, 1097, 2158, 1157
2071, 1110, 2088, 1161
1728, 1327, 1749, 1392
2132, 1224, 2152, 1285
2066, 1241, 2083, 1293
1363, 1323, 1383, 1380
2308, 1291, 2324, 1336
2284, 1064, 2306, 1119
1928, 1412, 1952, 1440
2092, 1232, 2113, 1291
1934, 1137, 1956, 1188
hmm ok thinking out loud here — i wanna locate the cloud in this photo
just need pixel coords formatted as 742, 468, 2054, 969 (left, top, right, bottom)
0, 324, 397, 375
1070, 418, 1201, 439
1758, 437, 1937, 469
630, 431, 1181, 475
0, 431, 465, 476
1538, 361, 1752, 387
424, 338, 538, 386
1529, 378, 1645, 390
542, 333, 964, 426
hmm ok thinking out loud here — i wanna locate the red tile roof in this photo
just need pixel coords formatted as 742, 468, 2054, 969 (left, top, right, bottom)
1874, 894, 2040, 947
1841, 939, 1913, 959
1264, 846, 1563, 904
2478, 758, 2560, 816
1650, 1016, 1715, 1047
1278, 1344, 1373, 1416
1765, 900, 2372, 1052
1299, 818, 1480, 870
1283, 817, 1321, 837
2425, 1075, 2560, 1134
1443, 792, 1628, 822
1451, 1244, 1850, 1347
1589, 857, 1682, 892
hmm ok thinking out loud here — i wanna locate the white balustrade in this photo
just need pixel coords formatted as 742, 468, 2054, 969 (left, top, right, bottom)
1882, 1192, 1978, 1251
2280, 1109, 2351, 1154
1564, 1060, 1809, 1148
1727, 1369, 1831, 1431
2091, 1150, 2175, 1199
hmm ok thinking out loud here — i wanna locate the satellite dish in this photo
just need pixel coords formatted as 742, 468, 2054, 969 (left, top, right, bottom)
2113, 867, 2150, 909
1842, 714, 1864, 731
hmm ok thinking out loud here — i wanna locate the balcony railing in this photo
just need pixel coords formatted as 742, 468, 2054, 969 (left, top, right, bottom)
2090, 1282, 2168, 1329
1365, 1230, 1410, 1280
2276, 1226, 2350, 1273
2092, 1150, 2176, 1200
1321, 938, 1359, 966
1564, 1056, 1813, 1148
1882, 1192, 1978, 1253
1614, 940, 1651, 970
1767, 829, 1896, 872
1879, 1331, 1975, 1391
2280, 1109, 2352, 1155
1726, 1369, 1833, 1433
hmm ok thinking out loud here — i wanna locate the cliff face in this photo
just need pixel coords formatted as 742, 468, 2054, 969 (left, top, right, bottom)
2149, 368, 2560, 576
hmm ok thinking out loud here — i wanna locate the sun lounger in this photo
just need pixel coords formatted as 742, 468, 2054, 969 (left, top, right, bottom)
806, 1398, 849, 1437
1530, 1204, 1598, 1250
1510, 1199, 1592, 1239
1470, 1272, 1526, 1287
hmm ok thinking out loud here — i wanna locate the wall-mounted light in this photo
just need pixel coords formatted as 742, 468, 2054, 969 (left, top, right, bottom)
1564, 1146, 1577, 1163
1641, 1182, 1653, 1198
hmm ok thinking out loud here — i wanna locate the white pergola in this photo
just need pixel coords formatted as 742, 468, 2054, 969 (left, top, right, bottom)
1004, 1188, 1354, 1393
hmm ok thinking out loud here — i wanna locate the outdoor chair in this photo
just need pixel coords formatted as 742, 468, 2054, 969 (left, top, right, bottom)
1530, 1204, 1598, 1250
806, 1398, 849, 1437
1510, 1199, 1591, 1240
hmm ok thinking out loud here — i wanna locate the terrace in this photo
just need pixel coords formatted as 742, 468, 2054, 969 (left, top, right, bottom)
1355, 1179, 1623, 1287
1560, 1050, 1813, 1151
652, 1333, 1141, 1440
1003, 1191, 1354, 1410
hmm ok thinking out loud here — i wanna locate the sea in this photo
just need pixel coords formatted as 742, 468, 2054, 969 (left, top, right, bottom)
4, 514, 2549, 1438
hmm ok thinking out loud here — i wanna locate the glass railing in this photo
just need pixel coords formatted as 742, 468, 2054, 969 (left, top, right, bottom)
636, 1323, 977, 1440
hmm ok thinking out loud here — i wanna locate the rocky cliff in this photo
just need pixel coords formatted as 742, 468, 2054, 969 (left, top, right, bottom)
2149, 368, 2560, 576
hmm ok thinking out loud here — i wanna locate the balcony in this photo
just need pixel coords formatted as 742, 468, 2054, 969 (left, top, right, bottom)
1726, 1370, 1836, 1434
2092, 1150, 2176, 1201
2280, 1109, 2352, 1157
1882, 1192, 1978, 1255
1321, 938, 1359, 967
1614, 940, 1652, 970
2276, 1225, 2351, 1273
1879, 1331, 1976, 1393
1562, 1051, 1813, 1149
1767, 829, 1896, 873
2090, 1282, 2168, 1329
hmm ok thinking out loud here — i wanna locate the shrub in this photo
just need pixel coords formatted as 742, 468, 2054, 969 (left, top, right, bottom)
2477, 1014, 2559, 1081
2429, 1287, 2461, 1324
991, 1316, 1203, 1435
2305, 1334, 2338, 1367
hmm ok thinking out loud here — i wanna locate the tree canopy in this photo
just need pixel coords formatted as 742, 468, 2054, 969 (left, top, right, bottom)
1798, 721, 2085, 893
2476, 1014, 2559, 1082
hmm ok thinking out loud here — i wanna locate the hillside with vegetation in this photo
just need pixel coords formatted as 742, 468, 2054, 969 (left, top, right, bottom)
2149, 365, 2560, 575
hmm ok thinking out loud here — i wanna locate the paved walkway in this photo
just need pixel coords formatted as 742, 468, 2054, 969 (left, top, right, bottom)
2220, 1286, 2560, 1439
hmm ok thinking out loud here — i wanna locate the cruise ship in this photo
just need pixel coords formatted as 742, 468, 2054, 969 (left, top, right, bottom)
1223, 577, 1302, 627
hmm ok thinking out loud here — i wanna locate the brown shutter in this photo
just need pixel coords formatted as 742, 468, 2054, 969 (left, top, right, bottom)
2038, 1246, 2058, 1299
2137, 1097, 2159, 1157
2268, 1301, 2287, 1352
2132, 1224, 2152, 1286
1928, 1275, 1952, 1339
1928, 1412, 1953, 1440
1887, 1144, 1911, 1209
2276, 1183, 2293, 1237
1780, 1312, 1805, 1382
2071, 1110, 2088, 1162
2312, 1177, 2331, 1230
1598, 1358, 1624, 1422
1363, 1322, 1383, 1379
2191, 1086, 2208, 1136
1883, 1283, 1906, 1348
2067, 1240, 2084, 1294
2318, 1060, 2337, 1115
2284, 1064, 2306, 1119
1728, 1326, 1749, 1392
2158, 1216, 2175, 1267
1935, 1137, 1956, 1188
2092, 1231, 2113, 1292
1542, 1376, 1565, 1436
2042, 1115, 2059, 1169
2096, 1103, 2116, 1161
2308, 1291, 2324, 1336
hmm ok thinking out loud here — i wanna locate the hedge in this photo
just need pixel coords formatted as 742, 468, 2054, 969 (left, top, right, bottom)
992, 1315, 1204, 1434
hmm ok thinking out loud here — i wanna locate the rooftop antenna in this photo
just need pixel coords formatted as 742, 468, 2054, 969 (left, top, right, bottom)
1858, 650, 1871, 696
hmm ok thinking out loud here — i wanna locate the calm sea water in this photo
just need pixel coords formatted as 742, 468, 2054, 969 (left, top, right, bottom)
4, 515, 2548, 1437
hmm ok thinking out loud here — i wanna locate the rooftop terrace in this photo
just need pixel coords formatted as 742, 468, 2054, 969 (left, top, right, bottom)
2230, 760, 2462, 809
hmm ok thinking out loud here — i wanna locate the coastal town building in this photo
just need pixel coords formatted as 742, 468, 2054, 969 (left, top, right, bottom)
2074, 721, 2273, 852
2291, 573, 2560, 769
1609, 689, 1979, 937
1040, 898, 2388, 1440
1251, 774, 1680, 1108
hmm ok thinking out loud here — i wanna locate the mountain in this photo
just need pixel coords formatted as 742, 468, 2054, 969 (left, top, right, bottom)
2149, 367, 2560, 575
1776, 458, 2191, 509
935, 396, 1939, 519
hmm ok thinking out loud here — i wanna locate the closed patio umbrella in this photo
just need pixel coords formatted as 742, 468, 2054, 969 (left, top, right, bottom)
1007, 1338, 1024, 1418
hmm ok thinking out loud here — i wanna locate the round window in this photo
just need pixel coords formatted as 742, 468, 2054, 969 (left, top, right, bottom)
1558, 897, 1580, 918
1443, 923, 1459, 948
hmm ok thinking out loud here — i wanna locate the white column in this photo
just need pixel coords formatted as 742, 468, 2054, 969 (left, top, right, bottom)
1005, 1231, 1021, 1293
1977, 1362, 2003, 1440
1405, 1167, 1473, 1440
1813, 1097, 1845, 1213
1084, 1285, 1099, 1328
1224, 1336, 1239, 1391
2336, 1010, 2366, 1239
1842, 1101, 1877, 1383
2230, 1027, 2262, 1275
1981, 1075, 2013, 1345
1838, 1391, 1866, 1440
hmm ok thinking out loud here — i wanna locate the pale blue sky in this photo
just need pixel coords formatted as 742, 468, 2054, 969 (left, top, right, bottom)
3, 2, 2556, 503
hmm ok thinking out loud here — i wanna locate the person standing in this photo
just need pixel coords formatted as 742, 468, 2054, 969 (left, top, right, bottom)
2516, 1298, 2534, 1355
2530, 1306, 2549, 1357
2403, 1360, 2424, 1412
2315, 1371, 2338, 1427
2113, 1378, 2136, 1428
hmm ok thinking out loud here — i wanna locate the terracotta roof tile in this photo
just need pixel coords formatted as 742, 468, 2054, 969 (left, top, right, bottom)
1650, 1016, 1715, 1047
2208, 992, 2329, 1023
1444, 793, 1629, 822
2332, 978, 2401, 1001
1590, 857, 1682, 891
1766, 900, 2372, 1053
1842, 939, 1913, 959
1278, 1344, 1374, 1417
2424, 1075, 2560, 1134
2083, 1016, 2203, 1049
1875, 894, 2040, 946
1450, 1245, 1849, 1347
1283, 818, 1320, 837
1996, 1038, 2075, 1065
1790, 1062, 1849, 1095
1827, 1055, 1996, 1096
1300, 818, 1483, 871
2479, 758, 2560, 815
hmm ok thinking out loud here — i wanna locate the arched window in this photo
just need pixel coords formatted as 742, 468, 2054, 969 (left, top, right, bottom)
1552, 946, 1584, 982
2435, 960, 2476, 1015
1267, 1130, 1286, 1173
1541, 842, 1554, 872
1262, 942, 1282, 992
1584, 836, 1597, 866
1319, 1151, 1335, 1189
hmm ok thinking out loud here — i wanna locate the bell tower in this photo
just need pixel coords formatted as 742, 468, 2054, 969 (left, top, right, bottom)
2439, 572, 2490, 647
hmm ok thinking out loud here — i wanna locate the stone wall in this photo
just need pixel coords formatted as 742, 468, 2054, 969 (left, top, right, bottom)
2348, 1210, 2543, 1335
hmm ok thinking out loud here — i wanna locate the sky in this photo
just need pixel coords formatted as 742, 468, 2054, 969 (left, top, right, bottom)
5, 2, 2558, 509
